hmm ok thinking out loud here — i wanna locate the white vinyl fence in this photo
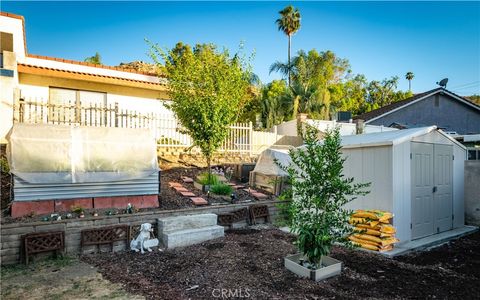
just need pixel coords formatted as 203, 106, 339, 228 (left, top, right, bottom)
13, 97, 285, 155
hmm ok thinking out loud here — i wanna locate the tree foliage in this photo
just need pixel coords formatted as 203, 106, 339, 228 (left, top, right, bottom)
84, 52, 102, 65
149, 42, 250, 169
279, 126, 370, 267
276, 5, 301, 86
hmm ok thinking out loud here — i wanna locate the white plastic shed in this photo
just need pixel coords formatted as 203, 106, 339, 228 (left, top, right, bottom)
340, 126, 466, 243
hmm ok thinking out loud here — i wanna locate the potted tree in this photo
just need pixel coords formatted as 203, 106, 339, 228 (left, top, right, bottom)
279, 126, 369, 281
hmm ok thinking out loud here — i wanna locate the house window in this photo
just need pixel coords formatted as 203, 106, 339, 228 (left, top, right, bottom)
1, 32, 14, 52
468, 149, 479, 160
49, 87, 106, 125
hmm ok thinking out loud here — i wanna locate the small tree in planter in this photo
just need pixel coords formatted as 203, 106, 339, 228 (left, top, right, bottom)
280, 126, 369, 280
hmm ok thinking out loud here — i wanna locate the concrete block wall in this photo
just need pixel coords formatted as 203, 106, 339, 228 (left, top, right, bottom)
465, 161, 480, 226
0, 200, 280, 265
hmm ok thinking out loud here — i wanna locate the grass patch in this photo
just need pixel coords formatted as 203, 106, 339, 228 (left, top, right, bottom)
197, 172, 219, 185
1, 255, 76, 279
210, 183, 233, 195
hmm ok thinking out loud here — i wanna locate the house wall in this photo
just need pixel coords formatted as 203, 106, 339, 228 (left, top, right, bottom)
18, 75, 172, 115
276, 119, 297, 136
0, 14, 24, 143
368, 93, 480, 135
342, 146, 394, 215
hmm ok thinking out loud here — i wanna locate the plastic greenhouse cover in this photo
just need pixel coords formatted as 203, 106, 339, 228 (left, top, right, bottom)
252, 147, 292, 176
6, 123, 159, 184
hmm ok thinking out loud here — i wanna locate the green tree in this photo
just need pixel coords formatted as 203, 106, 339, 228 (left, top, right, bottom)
84, 52, 102, 65
276, 5, 301, 86
405, 72, 414, 92
260, 80, 289, 128
467, 94, 480, 105
149, 42, 250, 172
279, 126, 369, 267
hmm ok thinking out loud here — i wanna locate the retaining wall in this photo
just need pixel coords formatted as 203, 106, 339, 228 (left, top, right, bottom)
465, 161, 480, 226
0, 200, 280, 265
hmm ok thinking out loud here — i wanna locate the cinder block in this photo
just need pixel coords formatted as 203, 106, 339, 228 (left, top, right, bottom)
11, 201, 54, 218
35, 223, 66, 233
162, 225, 224, 248
158, 214, 218, 233
2, 226, 35, 235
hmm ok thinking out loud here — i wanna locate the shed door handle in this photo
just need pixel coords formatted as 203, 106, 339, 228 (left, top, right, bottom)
433, 186, 437, 193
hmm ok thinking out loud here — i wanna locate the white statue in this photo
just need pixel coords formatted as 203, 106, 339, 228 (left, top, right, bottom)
130, 223, 158, 254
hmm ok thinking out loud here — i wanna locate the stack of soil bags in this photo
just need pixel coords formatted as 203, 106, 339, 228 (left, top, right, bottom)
348, 210, 399, 252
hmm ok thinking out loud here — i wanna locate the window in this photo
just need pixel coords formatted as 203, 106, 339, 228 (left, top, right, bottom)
49, 87, 106, 125
468, 149, 479, 161
1, 32, 13, 52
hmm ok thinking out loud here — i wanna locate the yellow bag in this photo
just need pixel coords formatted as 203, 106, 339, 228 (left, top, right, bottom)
356, 224, 381, 230
358, 243, 379, 251
380, 237, 400, 246
378, 244, 393, 252
349, 236, 379, 248
380, 224, 396, 234
349, 217, 367, 224
352, 210, 379, 220
353, 234, 382, 244
380, 232, 395, 238
354, 227, 381, 236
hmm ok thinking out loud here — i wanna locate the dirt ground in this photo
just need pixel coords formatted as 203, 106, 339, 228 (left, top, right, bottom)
0, 256, 144, 300
80, 228, 480, 300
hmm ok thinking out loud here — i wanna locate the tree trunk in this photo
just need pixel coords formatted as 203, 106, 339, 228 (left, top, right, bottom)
409, 80, 411, 92
288, 34, 291, 87
207, 154, 212, 182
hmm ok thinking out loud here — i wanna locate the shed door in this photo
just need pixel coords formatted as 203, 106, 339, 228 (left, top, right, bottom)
411, 142, 453, 240
433, 144, 453, 233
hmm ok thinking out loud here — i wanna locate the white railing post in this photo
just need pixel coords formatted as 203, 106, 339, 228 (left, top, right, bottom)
249, 121, 253, 156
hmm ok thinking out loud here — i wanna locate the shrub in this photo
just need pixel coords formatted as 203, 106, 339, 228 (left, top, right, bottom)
210, 183, 233, 195
197, 172, 219, 186
278, 126, 370, 268
0, 157, 9, 173
274, 177, 294, 227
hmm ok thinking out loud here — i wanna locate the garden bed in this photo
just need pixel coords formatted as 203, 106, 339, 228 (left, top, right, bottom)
82, 228, 480, 299
1, 166, 276, 224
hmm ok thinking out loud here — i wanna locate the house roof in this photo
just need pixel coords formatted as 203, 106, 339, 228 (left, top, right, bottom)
1, 11, 167, 87
18, 63, 168, 91
354, 88, 480, 123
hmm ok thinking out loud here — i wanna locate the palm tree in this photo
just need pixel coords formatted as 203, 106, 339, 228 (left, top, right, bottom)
276, 5, 301, 86
405, 72, 414, 92
84, 52, 102, 65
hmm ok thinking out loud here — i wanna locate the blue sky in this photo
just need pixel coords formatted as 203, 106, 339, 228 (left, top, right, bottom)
3, 1, 480, 95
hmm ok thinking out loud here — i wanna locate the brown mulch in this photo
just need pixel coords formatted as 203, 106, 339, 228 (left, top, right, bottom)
82, 229, 480, 300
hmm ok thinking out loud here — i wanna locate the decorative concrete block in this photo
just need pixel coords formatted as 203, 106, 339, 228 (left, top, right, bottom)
162, 225, 224, 248
180, 191, 196, 197
157, 213, 218, 233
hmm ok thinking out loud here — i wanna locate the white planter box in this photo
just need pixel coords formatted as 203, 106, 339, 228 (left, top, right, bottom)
284, 253, 342, 281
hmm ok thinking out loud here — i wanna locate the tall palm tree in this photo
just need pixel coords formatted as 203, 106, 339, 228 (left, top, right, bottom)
405, 72, 414, 92
276, 5, 301, 86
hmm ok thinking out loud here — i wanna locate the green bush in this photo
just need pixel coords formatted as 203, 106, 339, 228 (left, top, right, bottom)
278, 126, 370, 268
197, 172, 219, 185
274, 179, 294, 227
210, 183, 233, 196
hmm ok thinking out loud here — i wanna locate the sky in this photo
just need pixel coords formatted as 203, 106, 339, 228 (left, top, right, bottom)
2, 1, 480, 95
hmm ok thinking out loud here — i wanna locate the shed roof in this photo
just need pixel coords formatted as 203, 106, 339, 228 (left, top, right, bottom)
340, 126, 466, 150
340, 126, 435, 148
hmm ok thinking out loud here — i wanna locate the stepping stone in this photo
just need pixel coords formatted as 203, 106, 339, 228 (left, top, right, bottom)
233, 185, 244, 190
252, 192, 268, 199
190, 197, 208, 206
243, 188, 257, 194
173, 186, 188, 192
182, 177, 194, 183
180, 191, 196, 197
169, 181, 183, 187
226, 182, 236, 186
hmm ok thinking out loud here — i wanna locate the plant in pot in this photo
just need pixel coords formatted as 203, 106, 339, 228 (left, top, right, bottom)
279, 126, 370, 281
194, 171, 220, 192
